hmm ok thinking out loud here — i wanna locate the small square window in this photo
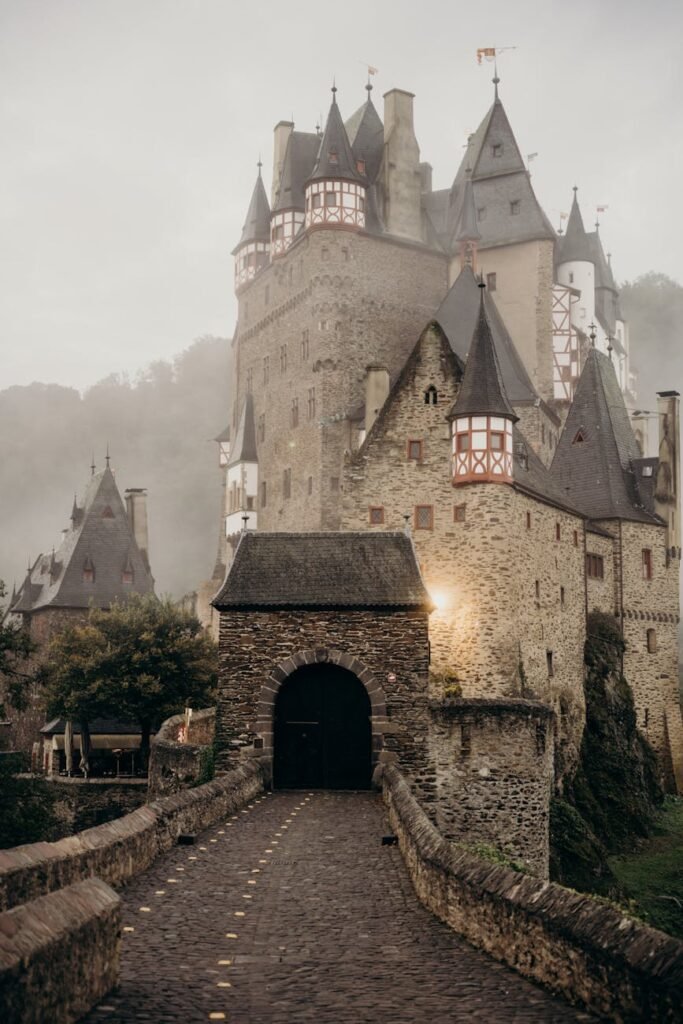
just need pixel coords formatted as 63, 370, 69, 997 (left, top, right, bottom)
324, 190, 336, 207
526, 511, 531, 529
642, 548, 653, 580
556, 523, 561, 541
456, 433, 470, 453
369, 506, 384, 525
454, 504, 466, 522
486, 272, 497, 292
510, 200, 521, 215
492, 143, 503, 158
415, 505, 434, 530
312, 193, 322, 209
407, 439, 423, 461
647, 628, 657, 653
490, 432, 504, 451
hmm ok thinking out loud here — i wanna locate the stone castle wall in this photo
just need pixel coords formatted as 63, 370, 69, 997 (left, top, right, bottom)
427, 699, 555, 877
216, 608, 431, 787
585, 527, 617, 614
233, 228, 447, 530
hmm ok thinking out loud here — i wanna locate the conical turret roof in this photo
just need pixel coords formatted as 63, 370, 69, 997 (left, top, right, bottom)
308, 88, 362, 184
346, 86, 384, 183
454, 173, 481, 242
556, 190, 593, 264
235, 168, 271, 249
228, 393, 258, 467
449, 287, 518, 420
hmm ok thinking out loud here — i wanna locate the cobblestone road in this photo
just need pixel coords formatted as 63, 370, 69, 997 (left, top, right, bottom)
83, 791, 593, 1023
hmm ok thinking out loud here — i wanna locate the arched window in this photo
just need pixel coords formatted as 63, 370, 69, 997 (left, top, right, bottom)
424, 385, 438, 405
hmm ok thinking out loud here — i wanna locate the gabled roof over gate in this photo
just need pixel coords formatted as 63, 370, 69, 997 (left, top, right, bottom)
212, 532, 433, 611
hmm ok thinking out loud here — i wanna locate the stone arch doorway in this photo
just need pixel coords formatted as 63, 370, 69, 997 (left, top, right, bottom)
273, 664, 372, 789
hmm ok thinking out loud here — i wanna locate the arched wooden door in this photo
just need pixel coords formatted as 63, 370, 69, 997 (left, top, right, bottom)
273, 664, 372, 789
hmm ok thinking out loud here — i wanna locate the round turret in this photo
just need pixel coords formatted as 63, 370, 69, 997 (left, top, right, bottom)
232, 162, 271, 291
304, 86, 366, 232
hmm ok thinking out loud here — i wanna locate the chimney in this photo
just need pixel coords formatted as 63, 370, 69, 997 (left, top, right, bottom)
364, 365, 390, 435
655, 391, 681, 559
381, 90, 422, 242
125, 488, 150, 570
419, 162, 433, 194
271, 120, 294, 206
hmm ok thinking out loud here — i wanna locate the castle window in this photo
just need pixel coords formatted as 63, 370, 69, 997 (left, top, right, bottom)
312, 193, 322, 209
407, 439, 423, 462
647, 628, 657, 653
356, 158, 366, 175
258, 414, 265, 443
486, 272, 497, 292
263, 356, 269, 385
358, 196, 365, 213
546, 650, 555, 677
460, 723, 472, 757
83, 560, 95, 584
456, 433, 470, 453
573, 430, 586, 444
415, 505, 434, 530
307, 476, 313, 496
324, 190, 336, 207
454, 504, 466, 522
510, 200, 521, 215
122, 569, 133, 585
555, 522, 561, 541
330, 476, 340, 492
342, 246, 349, 262
642, 465, 653, 477
273, 224, 284, 241
586, 553, 604, 579
101, 505, 114, 519
301, 329, 310, 361
477, 207, 486, 221
307, 387, 316, 421
290, 398, 299, 428
526, 511, 532, 529
642, 548, 653, 579
535, 580, 540, 599
424, 385, 438, 405
573, 530, 579, 547
260, 481, 267, 508
280, 344, 287, 374
490, 432, 504, 451
644, 708, 650, 728
369, 506, 385, 525
328, 148, 338, 165
492, 143, 503, 158
560, 586, 566, 607
283, 468, 291, 500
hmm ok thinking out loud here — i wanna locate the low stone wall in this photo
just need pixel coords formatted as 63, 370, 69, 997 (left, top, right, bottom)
0, 877, 120, 1024
0, 760, 264, 912
148, 707, 216, 798
382, 764, 683, 1022
49, 777, 148, 835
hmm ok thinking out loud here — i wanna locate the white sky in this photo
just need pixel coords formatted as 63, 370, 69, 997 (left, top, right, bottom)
1, 0, 681, 392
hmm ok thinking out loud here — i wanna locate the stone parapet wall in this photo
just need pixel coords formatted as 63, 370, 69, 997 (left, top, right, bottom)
0, 761, 264, 912
148, 707, 217, 798
382, 764, 683, 1022
427, 698, 554, 878
0, 877, 120, 1024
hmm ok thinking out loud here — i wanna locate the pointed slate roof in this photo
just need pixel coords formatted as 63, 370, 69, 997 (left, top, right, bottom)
272, 131, 320, 213
234, 168, 271, 250
308, 89, 362, 184
435, 266, 537, 405
346, 87, 384, 183
8, 467, 155, 613
556, 190, 593, 264
212, 532, 433, 610
454, 173, 481, 242
228, 393, 258, 467
551, 348, 661, 523
447, 94, 555, 250
449, 287, 518, 420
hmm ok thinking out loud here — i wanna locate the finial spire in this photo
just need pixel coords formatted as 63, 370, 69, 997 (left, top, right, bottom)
331, 78, 337, 100
257, 155, 262, 176
241, 513, 249, 533
105, 443, 110, 468
607, 335, 614, 361
493, 58, 500, 100
90, 452, 96, 476
588, 322, 597, 347
573, 185, 578, 195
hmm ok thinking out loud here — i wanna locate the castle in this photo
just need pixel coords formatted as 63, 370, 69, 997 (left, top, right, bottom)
204, 73, 683, 814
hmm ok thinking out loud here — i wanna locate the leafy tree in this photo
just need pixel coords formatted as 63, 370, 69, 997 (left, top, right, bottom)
41, 595, 218, 770
0, 580, 37, 715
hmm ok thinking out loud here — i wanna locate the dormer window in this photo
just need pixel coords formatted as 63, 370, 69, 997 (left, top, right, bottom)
82, 558, 95, 584
492, 143, 503, 157
572, 430, 585, 444
424, 385, 438, 405
328, 148, 339, 165
356, 158, 366, 175
510, 200, 521, 215
122, 569, 133, 584
642, 465, 653, 477
312, 193, 322, 209
101, 505, 114, 519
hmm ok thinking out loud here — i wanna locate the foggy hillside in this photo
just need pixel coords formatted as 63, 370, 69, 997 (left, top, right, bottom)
0, 336, 230, 600
620, 273, 683, 413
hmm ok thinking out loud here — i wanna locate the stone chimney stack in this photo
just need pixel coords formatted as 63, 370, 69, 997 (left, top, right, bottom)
125, 488, 150, 569
381, 90, 422, 242
419, 162, 433, 194
655, 391, 681, 560
271, 120, 294, 206
364, 365, 390, 435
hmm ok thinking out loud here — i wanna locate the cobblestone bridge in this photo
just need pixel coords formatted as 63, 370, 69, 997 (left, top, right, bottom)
83, 791, 593, 1023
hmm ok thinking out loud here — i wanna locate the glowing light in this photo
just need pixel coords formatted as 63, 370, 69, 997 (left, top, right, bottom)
430, 588, 451, 613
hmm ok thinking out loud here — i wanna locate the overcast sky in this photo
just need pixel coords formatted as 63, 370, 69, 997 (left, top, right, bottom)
1, 0, 681, 392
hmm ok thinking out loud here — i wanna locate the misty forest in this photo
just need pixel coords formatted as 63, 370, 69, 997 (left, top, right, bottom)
0, 272, 681, 602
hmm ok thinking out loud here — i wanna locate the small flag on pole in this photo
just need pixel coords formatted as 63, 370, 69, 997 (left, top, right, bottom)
477, 47, 497, 64
560, 212, 569, 221
368, 65, 378, 75
596, 205, 608, 213
527, 152, 538, 163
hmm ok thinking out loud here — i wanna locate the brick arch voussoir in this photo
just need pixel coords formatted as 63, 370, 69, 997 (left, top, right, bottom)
255, 648, 388, 741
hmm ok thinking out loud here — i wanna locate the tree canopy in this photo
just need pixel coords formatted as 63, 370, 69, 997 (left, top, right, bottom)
41, 594, 218, 767
0, 580, 36, 715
